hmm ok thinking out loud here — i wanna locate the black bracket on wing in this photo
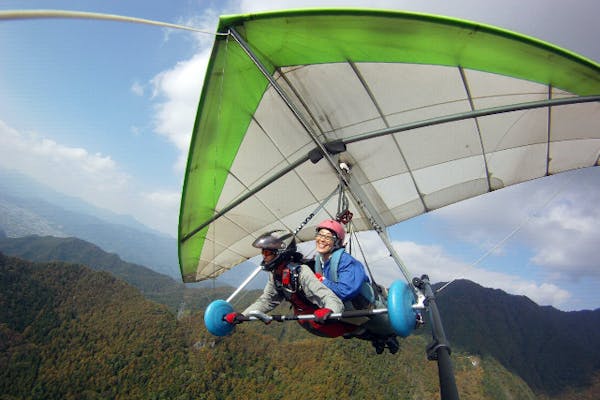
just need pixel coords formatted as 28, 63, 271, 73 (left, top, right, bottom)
308, 140, 347, 163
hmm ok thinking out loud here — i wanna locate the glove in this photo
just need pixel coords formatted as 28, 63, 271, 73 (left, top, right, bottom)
224, 312, 245, 325
313, 308, 333, 324
314, 272, 324, 282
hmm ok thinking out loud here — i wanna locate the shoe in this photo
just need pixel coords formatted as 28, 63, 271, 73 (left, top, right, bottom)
371, 339, 385, 354
386, 336, 400, 354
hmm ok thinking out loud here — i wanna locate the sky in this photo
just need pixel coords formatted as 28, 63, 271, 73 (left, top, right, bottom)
0, 0, 598, 311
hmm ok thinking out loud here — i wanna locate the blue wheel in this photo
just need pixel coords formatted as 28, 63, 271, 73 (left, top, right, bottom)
388, 280, 416, 337
204, 299, 235, 336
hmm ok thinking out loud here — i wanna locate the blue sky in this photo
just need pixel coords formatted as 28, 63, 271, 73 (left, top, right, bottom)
0, 0, 598, 311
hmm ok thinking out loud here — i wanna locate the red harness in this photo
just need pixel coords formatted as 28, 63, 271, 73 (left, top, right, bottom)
273, 263, 359, 338
289, 293, 359, 338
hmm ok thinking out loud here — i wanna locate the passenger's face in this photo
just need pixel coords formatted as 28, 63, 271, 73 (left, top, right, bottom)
315, 229, 335, 255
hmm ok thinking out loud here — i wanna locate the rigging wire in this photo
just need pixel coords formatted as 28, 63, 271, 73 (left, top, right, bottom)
0, 9, 228, 36
436, 170, 581, 294
293, 185, 340, 237
348, 222, 379, 286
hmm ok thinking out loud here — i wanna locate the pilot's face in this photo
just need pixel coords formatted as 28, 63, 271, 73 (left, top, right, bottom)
262, 248, 276, 264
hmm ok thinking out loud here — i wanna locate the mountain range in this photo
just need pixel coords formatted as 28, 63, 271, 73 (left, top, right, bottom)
0, 250, 537, 399
1, 235, 599, 398
431, 280, 600, 394
0, 167, 179, 279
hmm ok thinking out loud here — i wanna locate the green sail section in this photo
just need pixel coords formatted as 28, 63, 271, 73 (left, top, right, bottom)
178, 35, 273, 281
221, 9, 598, 94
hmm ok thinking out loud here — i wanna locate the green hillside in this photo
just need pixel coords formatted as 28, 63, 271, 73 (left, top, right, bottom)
0, 235, 228, 313
1, 253, 539, 399
432, 280, 600, 394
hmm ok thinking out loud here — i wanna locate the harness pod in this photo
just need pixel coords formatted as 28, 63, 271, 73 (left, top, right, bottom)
314, 248, 376, 309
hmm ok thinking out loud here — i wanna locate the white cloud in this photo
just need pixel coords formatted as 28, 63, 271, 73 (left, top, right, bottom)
150, 50, 210, 171
0, 120, 128, 194
542, 203, 595, 233
527, 191, 600, 277
431, 169, 600, 281
0, 119, 179, 237
350, 231, 572, 309
143, 5, 226, 174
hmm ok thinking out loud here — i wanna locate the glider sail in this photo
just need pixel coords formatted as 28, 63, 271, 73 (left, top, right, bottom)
179, 9, 600, 283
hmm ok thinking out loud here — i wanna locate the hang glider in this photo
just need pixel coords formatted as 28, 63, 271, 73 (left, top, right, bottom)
4, 8, 596, 399
178, 8, 600, 283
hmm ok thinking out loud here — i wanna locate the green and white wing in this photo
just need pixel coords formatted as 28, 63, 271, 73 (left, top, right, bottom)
179, 9, 600, 282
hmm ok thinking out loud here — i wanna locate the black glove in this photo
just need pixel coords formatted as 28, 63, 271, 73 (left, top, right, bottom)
224, 312, 245, 325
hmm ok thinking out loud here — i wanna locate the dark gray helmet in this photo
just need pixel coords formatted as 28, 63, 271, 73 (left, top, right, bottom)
252, 230, 297, 271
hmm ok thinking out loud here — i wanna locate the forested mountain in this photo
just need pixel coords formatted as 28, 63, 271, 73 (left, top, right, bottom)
0, 253, 538, 399
0, 235, 224, 313
1, 235, 599, 398
432, 280, 600, 395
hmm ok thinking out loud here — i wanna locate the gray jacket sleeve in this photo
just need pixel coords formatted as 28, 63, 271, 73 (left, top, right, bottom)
242, 272, 283, 315
298, 265, 344, 313
242, 264, 344, 315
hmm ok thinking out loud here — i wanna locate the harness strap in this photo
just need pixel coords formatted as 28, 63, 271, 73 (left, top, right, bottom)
314, 248, 344, 279
315, 249, 375, 305
274, 263, 302, 297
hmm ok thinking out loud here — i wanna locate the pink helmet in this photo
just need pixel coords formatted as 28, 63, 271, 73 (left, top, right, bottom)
316, 219, 345, 245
